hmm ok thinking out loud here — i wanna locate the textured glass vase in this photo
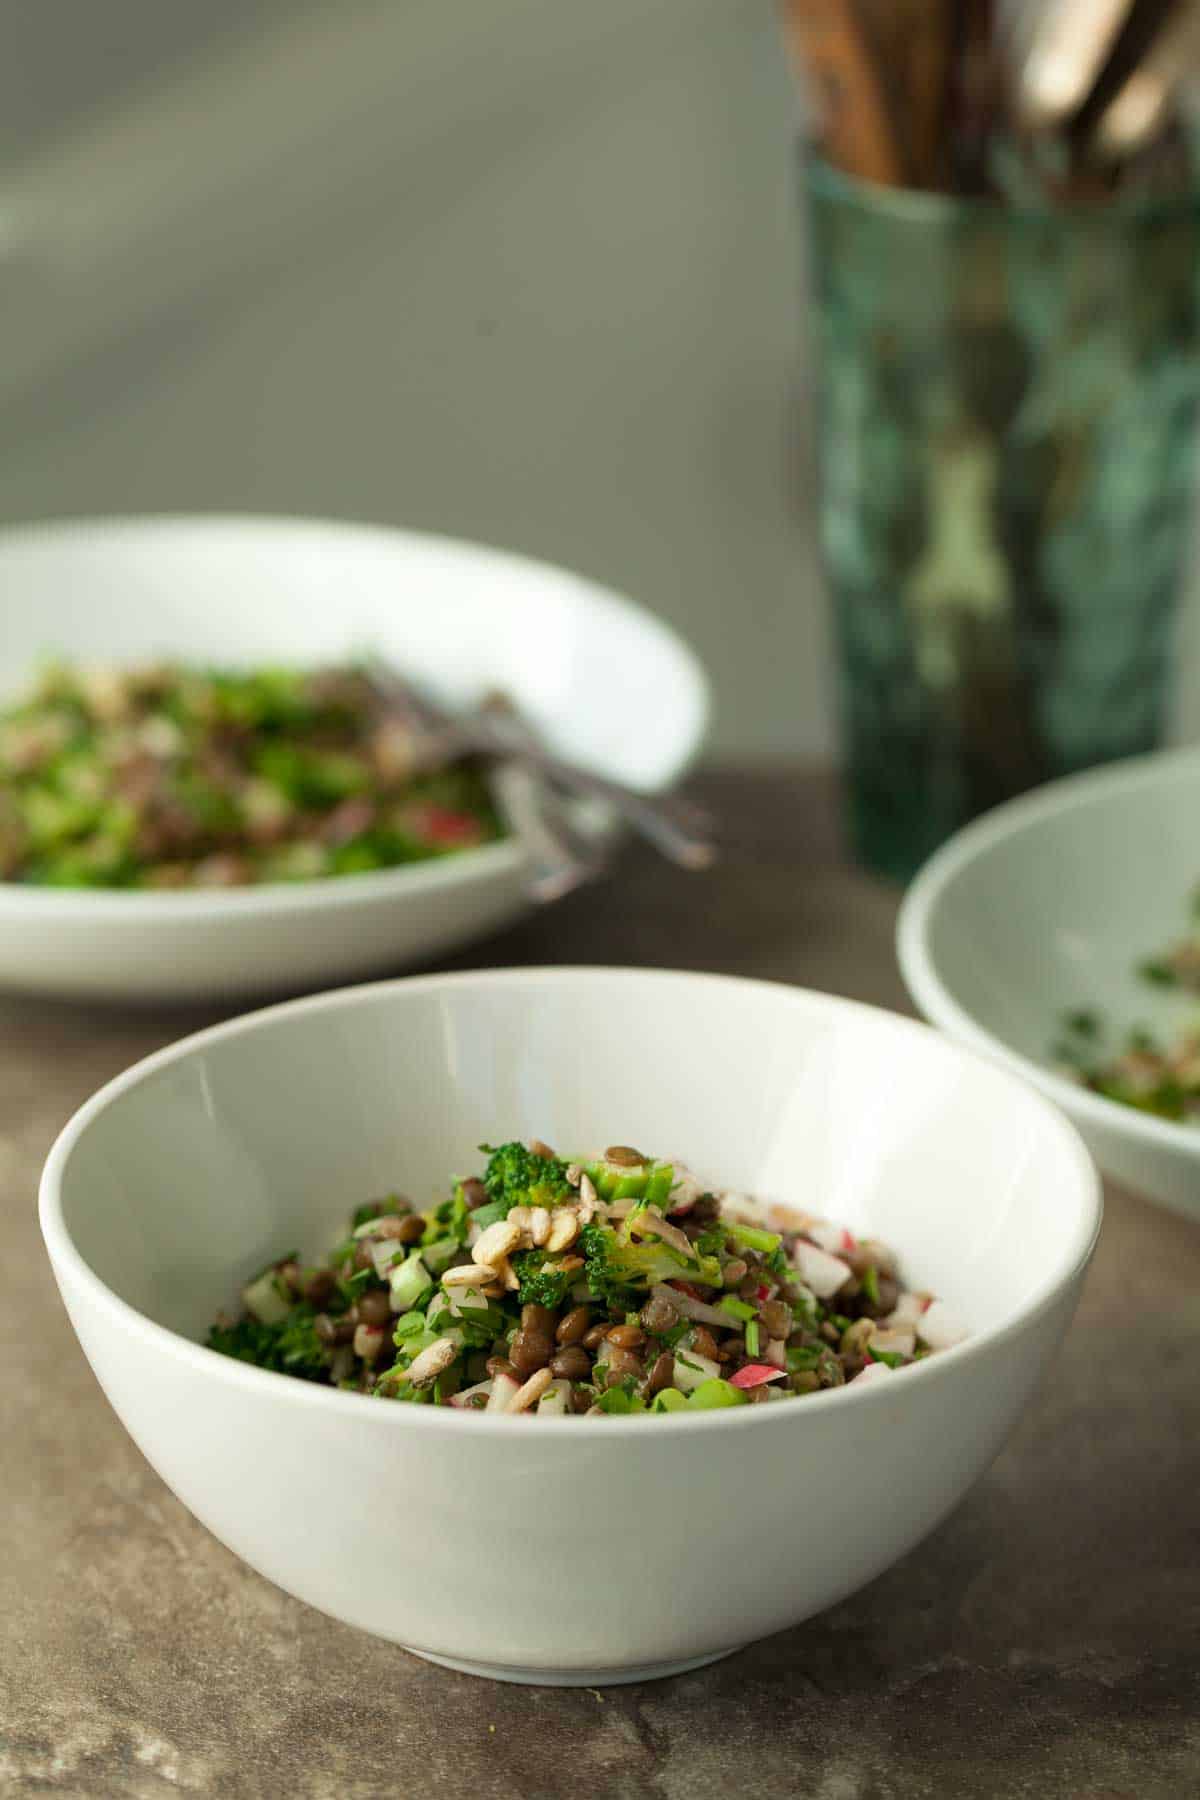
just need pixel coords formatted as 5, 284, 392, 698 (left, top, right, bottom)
806, 153, 1200, 880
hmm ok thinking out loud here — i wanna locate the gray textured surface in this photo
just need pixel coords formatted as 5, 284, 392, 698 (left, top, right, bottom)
3, 770, 1198, 1799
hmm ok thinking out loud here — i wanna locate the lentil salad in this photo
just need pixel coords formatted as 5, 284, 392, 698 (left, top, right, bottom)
1056, 885, 1200, 1122
206, 1140, 967, 1416
0, 661, 501, 889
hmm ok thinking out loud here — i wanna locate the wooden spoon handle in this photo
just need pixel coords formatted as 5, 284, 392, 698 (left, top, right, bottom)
781, 0, 907, 185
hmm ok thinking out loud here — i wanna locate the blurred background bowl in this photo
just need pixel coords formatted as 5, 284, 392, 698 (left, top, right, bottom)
40, 966, 1100, 1684
898, 749, 1200, 1221
0, 514, 708, 1001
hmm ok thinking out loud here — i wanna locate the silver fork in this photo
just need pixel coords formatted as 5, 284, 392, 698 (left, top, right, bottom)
367, 665, 715, 878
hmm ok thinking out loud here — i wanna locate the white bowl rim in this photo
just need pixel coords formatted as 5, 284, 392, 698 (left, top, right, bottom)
0, 511, 710, 918
898, 745, 1200, 1163
40, 965, 1102, 1438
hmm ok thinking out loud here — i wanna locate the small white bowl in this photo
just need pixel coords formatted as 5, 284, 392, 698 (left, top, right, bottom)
40, 967, 1100, 1685
898, 749, 1200, 1223
0, 516, 708, 1000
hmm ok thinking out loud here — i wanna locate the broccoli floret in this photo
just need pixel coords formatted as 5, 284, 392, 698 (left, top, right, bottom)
579, 1222, 720, 1308
510, 1248, 576, 1309
479, 1141, 573, 1216
206, 1302, 329, 1382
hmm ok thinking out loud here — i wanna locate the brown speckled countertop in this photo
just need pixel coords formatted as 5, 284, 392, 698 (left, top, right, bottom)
3, 771, 1198, 1799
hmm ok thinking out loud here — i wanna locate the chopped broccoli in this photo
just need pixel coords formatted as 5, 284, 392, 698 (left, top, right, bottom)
579, 1221, 720, 1308
206, 1302, 328, 1381
479, 1141, 573, 1216
579, 1158, 674, 1206
510, 1248, 576, 1309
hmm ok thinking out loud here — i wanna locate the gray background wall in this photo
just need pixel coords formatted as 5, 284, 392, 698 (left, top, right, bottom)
0, 1, 1195, 756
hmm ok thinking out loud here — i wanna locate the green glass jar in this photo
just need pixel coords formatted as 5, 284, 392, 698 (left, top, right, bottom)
806, 153, 1200, 880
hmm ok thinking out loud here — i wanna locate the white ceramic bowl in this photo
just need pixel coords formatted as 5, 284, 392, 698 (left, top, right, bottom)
40, 967, 1100, 1685
899, 750, 1200, 1223
0, 516, 708, 1000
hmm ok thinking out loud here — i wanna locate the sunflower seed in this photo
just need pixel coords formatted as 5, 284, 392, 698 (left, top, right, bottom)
508, 1367, 553, 1413
545, 1208, 580, 1253
472, 1219, 522, 1268
405, 1337, 458, 1386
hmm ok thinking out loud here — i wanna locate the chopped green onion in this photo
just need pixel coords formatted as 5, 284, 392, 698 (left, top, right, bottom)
718, 1296, 756, 1323
724, 1221, 781, 1255
744, 1319, 761, 1358
687, 1378, 747, 1410
861, 1265, 880, 1306
650, 1387, 688, 1413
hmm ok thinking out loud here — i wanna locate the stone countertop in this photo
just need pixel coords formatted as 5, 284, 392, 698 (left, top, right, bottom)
2, 770, 1197, 1800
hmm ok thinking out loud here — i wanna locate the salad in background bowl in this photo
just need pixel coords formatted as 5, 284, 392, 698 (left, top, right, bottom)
0, 515, 708, 999
899, 747, 1200, 1222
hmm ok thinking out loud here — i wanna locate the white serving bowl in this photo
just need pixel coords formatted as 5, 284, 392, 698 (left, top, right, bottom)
0, 516, 707, 1000
40, 967, 1100, 1686
899, 750, 1200, 1224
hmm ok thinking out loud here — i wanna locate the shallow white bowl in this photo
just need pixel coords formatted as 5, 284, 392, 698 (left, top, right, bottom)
899, 750, 1200, 1223
40, 967, 1100, 1685
0, 516, 708, 1000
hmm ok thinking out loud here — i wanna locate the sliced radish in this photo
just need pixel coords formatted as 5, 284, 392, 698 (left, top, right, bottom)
840, 1227, 858, 1252
449, 1379, 494, 1409
764, 1337, 788, 1370
790, 1240, 852, 1298
802, 1218, 845, 1254
870, 1327, 915, 1358
368, 1238, 406, 1281
444, 1286, 492, 1320
852, 1360, 893, 1384
672, 1350, 721, 1394
729, 1363, 788, 1389
486, 1373, 520, 1413
536, 1378, 571, 1415
885, 1291, 927, 1327
917, 1301, 968, 1350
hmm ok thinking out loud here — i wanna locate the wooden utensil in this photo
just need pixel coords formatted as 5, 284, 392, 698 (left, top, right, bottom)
781, 0, 907, 185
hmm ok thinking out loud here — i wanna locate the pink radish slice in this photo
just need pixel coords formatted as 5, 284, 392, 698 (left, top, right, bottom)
486, 1373, 520, 1413
449, 1379, 494, 1409
729, 1363, 788, 1389
885, 1291, 927, 1327
790, 1240, 852, 1298
851, 1360, 893, 1384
